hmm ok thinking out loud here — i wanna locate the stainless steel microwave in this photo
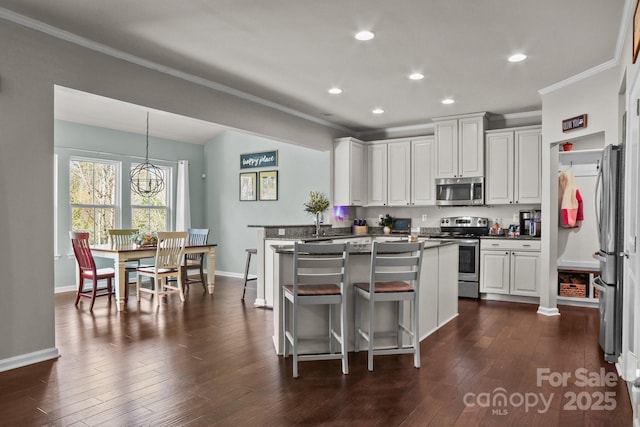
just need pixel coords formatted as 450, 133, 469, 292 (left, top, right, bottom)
435, 177, 484, 206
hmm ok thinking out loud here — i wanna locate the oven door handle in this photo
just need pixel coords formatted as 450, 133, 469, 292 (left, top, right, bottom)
457, 239, 479, 245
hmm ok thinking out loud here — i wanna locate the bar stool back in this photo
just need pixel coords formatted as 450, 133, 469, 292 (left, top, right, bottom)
354, 241, 424, 371
282, 242, 350, 378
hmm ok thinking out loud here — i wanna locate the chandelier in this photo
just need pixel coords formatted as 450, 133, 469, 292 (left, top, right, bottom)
130, 112, 165, 197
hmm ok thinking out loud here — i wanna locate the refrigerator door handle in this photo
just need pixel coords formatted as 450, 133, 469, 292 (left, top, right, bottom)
593, 280, 606, 293
594, 157, 602, 239
593, 252, 606, 262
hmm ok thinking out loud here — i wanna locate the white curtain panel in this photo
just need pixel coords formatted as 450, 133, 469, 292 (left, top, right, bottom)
176, 160, 191, 231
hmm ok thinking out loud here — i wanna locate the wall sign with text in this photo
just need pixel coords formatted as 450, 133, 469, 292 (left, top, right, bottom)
562, 114, 588, 132
240, 150, 278, 169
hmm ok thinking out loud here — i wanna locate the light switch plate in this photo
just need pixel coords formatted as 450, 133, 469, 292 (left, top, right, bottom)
278, 228, 285, 235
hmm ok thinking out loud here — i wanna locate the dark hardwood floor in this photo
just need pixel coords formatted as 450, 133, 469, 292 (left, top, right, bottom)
0, 276, 632, 426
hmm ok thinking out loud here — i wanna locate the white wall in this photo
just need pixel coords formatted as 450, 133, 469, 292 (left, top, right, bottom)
0, 18, 338, 370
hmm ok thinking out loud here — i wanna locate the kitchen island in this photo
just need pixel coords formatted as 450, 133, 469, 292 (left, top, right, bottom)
270, 240, 458, 355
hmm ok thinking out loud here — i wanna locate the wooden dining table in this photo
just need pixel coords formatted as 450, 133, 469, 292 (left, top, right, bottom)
90, 242, 217, 311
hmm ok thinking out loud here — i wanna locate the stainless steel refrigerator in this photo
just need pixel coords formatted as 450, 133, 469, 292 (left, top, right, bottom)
593, 143, 625, 363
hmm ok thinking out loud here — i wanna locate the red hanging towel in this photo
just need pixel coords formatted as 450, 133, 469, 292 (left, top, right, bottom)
576, 189, 584, 222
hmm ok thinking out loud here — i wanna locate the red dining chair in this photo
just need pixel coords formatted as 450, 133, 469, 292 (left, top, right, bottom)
69, 231, 115, 310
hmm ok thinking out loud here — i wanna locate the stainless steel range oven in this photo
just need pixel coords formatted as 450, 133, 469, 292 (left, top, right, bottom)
429, 216, 489, 299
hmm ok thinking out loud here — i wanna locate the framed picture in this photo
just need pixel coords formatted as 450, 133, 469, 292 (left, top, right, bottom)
634, 0, 640, 63
239, 172, 257, 201
240, 150, 278, 169
259, 170, 278, 201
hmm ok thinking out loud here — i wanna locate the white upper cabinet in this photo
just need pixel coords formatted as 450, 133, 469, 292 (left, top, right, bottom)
366, 139, 426, 207
333, 137, 364, 206
434, 113, 487, 178
331, 134, 436, 208
387, 141, 411, 206
485, 126, 541, 205
411, 137, 436, 205
434, 119, 458, 178
485, 131, 514, 204
514, 128, 542, 204
366, 143, 388, 206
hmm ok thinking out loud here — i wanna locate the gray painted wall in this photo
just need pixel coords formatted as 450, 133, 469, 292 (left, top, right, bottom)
0, 18, 337, 368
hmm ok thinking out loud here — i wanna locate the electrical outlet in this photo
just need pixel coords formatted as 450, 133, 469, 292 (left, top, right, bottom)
512, 214, 518, 224
278, 228, 285, 236
421, 214, 428, 222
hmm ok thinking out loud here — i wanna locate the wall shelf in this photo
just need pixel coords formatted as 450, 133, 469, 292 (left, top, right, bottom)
558, 148, 603, 176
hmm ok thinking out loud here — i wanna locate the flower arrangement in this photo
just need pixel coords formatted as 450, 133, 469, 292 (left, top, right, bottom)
303, 191, 330, 215
378, 214, 393, 228
131, 232, 158, 246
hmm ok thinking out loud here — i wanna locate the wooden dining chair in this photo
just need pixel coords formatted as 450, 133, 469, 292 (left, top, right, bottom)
354, 241, 424, 371
69, 231, 115, 310
108, 228, 139, 302
136, 231, 188, 306
181, 228, 209, 293
282, 242, 350, 378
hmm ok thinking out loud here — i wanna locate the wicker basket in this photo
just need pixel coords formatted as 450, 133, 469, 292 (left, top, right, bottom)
558, 270, 589, 298
559, 282, 587, 298
352, 225, 369, 235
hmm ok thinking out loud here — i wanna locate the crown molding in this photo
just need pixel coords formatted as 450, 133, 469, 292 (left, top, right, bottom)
355, 122, 435, 138
488, 110, 542, 121
538, 59, 619, 96
0, 8, 354, 134
357, 109, 542, 139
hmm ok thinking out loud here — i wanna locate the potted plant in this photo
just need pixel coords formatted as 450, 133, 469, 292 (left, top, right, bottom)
304, 191, 330, 236
379, 214, 393, 234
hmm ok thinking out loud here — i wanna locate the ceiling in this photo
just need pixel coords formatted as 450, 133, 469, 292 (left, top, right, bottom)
0, 0, 629, 143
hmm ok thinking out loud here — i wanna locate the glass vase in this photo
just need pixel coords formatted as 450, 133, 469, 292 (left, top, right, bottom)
315, 212, 323, 236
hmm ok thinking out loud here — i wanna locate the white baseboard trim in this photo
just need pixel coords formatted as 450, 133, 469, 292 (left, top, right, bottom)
481, 293, 539, 305
0, 347, 60, 373
54, 271, 257, 293
254, 298, 268, 307
212, 270, 256, 280
537, 306, 561, 316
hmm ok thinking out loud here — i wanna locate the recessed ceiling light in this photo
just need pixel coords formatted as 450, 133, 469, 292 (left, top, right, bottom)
441, 98, 455, 105
409, 72, 424, 80
355, 30, 375, 41
508, 53, 527, 62
328, 87, 342, 95
372, 108, 384, 114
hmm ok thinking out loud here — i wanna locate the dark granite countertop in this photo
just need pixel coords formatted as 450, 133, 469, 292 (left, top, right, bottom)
271, 239, 457, 254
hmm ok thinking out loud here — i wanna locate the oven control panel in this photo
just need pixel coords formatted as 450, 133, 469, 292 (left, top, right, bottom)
440, 216, 488, 228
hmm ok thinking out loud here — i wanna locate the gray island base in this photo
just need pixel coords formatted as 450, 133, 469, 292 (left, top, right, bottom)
271, 240, 459, 355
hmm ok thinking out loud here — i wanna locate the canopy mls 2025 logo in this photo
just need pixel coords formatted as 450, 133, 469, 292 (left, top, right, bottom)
240, 150, 278, 169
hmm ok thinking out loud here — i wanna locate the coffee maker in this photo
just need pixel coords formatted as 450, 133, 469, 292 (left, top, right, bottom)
519, 210, 541, 236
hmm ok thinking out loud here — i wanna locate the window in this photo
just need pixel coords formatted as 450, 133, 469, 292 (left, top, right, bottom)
131, 164, 170, 232
70, 158, 118, 244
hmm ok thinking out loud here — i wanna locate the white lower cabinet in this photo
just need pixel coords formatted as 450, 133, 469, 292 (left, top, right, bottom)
480, 239, 540, 297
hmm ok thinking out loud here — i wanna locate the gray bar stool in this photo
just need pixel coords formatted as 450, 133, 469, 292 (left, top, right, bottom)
242, 248, 257, 300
